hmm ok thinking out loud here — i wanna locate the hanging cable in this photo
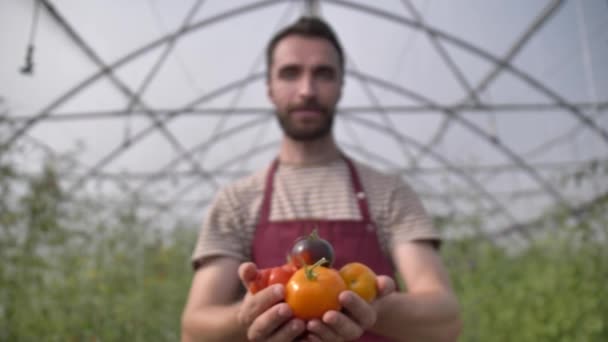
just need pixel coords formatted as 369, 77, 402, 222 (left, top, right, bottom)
21, 0, 41, 75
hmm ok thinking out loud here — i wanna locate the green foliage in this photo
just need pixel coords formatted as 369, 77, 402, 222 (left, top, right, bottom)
0, 156, 196, 341
444, 203, 608, 342
1, 147, 607, 341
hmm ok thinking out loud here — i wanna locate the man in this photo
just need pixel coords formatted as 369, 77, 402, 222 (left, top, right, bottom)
181, 17, 461, 342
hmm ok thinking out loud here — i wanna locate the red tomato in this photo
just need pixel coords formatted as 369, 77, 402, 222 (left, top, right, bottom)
268, 263, 298, 286
285, 258, 347, 320
339, 262, 377, 302
248, 263, 299, 294
248, 268, 271, 294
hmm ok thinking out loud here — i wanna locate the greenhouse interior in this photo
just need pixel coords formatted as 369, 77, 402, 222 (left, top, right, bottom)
1, 0, 607, 340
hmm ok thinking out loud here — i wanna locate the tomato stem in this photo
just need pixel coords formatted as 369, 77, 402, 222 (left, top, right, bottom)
304, 257, 327, 280
310, 227, 320, 240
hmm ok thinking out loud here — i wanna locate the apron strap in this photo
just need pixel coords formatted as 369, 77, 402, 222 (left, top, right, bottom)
342, 156, 372, 224
259, 158, 279, 226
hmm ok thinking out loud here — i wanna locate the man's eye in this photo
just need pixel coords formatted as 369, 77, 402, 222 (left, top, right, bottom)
279, 68, 299, 79
316, 68, 336, 81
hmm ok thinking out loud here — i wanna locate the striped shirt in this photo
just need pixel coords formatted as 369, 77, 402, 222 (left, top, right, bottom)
192, 157, 439, 267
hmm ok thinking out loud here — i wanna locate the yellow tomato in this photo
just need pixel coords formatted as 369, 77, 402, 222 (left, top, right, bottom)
339, 262, 378, 303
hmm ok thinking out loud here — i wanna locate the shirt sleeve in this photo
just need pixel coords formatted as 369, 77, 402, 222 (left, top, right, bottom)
386, 178, 441, 249
191, 185, 249, 270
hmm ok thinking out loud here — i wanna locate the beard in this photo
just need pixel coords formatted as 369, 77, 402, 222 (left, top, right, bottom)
276, 100, 335, 141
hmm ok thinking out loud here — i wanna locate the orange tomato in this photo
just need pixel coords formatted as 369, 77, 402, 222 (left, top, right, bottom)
286, 258, 347, 320
339, 262, 377, 303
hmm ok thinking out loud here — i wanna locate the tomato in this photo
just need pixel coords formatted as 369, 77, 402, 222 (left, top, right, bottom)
286, 258, 347, 320
290, 229, 335, 267
268, 263, 298, 286
339, 262, 377, 303
248, 263, 299, 294
248, 268, 271, 294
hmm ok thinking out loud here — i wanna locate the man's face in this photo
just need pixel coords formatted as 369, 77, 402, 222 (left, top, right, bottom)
267, 35, 343, 141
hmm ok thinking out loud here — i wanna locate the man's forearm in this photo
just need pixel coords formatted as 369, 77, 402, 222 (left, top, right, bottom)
371, 291, 462, 341
181, 302, 246, 342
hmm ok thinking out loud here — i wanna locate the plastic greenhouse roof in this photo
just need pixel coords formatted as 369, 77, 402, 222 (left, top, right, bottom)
1, 0, 607, 244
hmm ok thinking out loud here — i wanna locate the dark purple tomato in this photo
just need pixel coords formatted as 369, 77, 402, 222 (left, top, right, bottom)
290, 229, 335, 267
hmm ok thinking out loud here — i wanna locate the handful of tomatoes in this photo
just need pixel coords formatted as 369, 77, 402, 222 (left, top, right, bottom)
247, 230, 378, 320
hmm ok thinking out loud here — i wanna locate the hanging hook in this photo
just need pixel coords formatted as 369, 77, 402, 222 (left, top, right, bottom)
20, 45, 35, 75
20, 0, 41, 75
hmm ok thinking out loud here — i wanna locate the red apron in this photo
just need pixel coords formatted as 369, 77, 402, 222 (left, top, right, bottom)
252, 157, 395, 341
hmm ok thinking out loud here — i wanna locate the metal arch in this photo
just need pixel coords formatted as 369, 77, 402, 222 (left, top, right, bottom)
339, 142, 459, 215
400, 0, 477, 170
66, 73, 266, 194
148, 132, 511, 238
24, 77, 575, 221
400, 0, 479, 103
143, 141, 281, 224
60, 66, 559, 236
462, 0, 564, 103
66, 0, 291, 194
345, 55, 415, 165
490, 191, 608, 240
6, 101, 605, 123
133, 114, 274, 192
122, 102, 460, 217
136, 133, 459, 219
304, 0, 322, 17
185, 0, 300, 186
70, 158, 600, 183
144, 139, 478, 237
411, 0, 564, 167
123, 108, 520, 241
2, 0, 284, 148
324, 0, 608, 144
38, 0, 219, 193
523, 105, 608, 159
129, 110, 439, 195
340, 114, 525, 241
3, 1, 592, 227
122, 0, 205, 115
347, 69, 570, 208
9, 0, 603, 180
113, 91, 513, 233
101, 96, 507, 233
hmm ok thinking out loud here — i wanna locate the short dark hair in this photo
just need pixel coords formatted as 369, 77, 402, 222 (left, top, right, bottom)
266, 16, 344, 79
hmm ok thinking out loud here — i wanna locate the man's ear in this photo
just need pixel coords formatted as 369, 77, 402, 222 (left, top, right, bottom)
267, 80, 273, 101
337, 77, 344, 102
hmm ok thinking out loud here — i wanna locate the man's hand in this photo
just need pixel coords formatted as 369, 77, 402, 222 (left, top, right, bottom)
300, 275, 396, 341
237, 262, 306, 341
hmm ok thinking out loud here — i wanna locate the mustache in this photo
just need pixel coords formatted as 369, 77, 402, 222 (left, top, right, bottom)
287, 100, 326, 113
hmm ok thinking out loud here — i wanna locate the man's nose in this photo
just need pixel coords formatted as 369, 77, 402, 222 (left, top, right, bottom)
297, 76, 317, 99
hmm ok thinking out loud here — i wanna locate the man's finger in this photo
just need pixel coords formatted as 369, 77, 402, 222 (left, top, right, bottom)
238, 262, 258, 286
306, 319, 341, 341
302, 334, 322, 342
338, 291, 377, 329
376, 275, 396, 297
248, 303, 301, 341
322, 309, 364, 341
268, 318, 306, 342
238, 284, 286, 327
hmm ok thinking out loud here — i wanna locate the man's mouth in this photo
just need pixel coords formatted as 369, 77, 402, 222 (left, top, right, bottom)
290, 109, 322, 119
289, 106, 324, 120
